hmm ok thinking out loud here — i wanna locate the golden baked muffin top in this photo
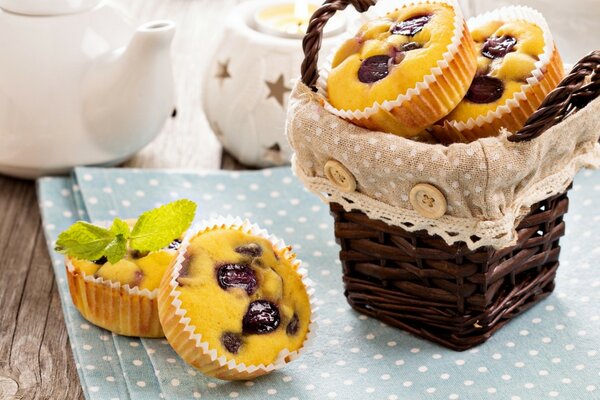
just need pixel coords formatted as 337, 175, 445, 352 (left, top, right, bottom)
175, 228, 311, 367
327, 3, 457, 111
69, 242, 180, 291
444, 19, 545, 123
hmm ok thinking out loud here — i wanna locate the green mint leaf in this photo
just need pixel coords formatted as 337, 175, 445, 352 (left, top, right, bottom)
55, 221, 116, 261
104, 235, 127, 264
110, 218, 131, 239
129, 199, 196, 252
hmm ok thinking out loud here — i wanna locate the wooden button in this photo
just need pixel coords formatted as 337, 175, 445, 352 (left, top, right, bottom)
409, 183, 447, 219
324, 160, 356, 193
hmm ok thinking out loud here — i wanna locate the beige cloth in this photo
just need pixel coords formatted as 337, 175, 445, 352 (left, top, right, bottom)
286, 82, 600, 250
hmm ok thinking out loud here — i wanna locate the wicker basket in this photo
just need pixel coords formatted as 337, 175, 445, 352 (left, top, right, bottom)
299, 0, 600, 351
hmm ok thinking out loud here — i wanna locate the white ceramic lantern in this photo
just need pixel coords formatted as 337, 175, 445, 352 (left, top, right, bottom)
202, 0, 348, 167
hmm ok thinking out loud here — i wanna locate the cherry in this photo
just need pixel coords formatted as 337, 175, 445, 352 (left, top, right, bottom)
221, 332, 242, 354
93, 256, 108, 265
466, 76, 504, 104
286, 314, 299, 335
168, 238, 182, 250
217, 264, 257, 295
482, 36, 517, 59
242, 300, 280, 334
358, 55, 391, 83
391, 14, 432, 36
398, 41, 422, 51
235, 243, 262, 257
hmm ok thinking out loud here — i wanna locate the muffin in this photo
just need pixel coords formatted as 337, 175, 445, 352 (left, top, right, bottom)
158, 218, 314, 380
325, 0, 477, 137
58, 199, 196, 337
66, 235, 182, 338
431, 6, 564, 144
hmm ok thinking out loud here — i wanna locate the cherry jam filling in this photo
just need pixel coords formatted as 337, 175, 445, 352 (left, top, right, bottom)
242, 300, 280, 334
466, 76, 504, 104
235, 243, 262, 257
217, 263, 257, 295
358, 55, 391, 83
482, 35, 517, 59
286, 314, 300, 335
93, 256, 108, 265
168, 238, 182, 250
358, 41, 422, 83
221, 332, 242, 354
391, 14, 432, 36
398, 41, 422, 51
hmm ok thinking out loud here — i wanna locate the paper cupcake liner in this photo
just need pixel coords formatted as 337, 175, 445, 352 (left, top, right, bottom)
432, 6, 564, 142
65, 258, 164, 338
158, 216, 317, 381
319, 0, 477, 137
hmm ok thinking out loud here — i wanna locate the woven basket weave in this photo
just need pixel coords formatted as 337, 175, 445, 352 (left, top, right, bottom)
299, 0, 600, 350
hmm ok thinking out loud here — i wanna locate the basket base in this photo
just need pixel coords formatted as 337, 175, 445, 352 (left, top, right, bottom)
344, 265, 556, 351
330, 190, 568, 351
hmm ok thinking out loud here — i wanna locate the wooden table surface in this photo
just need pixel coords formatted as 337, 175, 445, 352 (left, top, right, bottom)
0, 1, 246, 398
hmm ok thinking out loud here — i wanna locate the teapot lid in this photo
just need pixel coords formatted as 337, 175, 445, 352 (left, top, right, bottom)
0, 0, 101, 16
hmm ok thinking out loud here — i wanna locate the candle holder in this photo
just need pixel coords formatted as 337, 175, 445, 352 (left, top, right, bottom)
202, 0, 348, 167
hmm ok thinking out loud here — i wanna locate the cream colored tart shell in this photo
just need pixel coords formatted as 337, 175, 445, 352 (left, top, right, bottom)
157, 217, 317, 381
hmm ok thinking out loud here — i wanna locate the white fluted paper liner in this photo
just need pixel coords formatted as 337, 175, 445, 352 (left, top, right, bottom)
318, 0, 473, 128
445, 5, 559, 133
158, 216, 317, 380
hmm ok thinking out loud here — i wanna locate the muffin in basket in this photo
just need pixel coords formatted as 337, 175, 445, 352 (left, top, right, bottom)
325, 0, 477, 137
158, 218, 314, 380
288, 0, 600, 351
57, 200, 196, 338
431, 6, 564, 143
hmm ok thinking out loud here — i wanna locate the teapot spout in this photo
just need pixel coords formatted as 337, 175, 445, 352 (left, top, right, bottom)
83, 20, 176, 154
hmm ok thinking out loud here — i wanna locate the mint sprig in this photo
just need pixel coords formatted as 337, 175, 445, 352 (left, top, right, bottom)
55, 199, 196, 263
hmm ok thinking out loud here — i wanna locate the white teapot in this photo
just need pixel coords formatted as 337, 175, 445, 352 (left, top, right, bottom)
0, 0, 176, 178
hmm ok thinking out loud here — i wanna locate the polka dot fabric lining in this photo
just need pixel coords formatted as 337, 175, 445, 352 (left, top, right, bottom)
287, 82, 600, 250
38, 166, 600, 399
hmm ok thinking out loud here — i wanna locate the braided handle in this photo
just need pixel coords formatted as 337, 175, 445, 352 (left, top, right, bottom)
301, 0, 376, 90
508, 50, 600, 142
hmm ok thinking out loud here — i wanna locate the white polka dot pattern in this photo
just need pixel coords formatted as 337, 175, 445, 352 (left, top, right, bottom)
37, 167, 600, 399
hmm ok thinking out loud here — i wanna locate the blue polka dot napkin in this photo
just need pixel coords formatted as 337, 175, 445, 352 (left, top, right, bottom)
37, 167, 600, 400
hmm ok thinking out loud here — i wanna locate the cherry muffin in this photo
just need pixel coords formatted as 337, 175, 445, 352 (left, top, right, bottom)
66, 236, 182, 338
325, 0, 477, 137
431, 6, 564, 143
158, 218, 314, 380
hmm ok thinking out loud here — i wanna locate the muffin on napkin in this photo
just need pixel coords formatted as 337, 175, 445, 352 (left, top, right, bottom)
158, 217, 315, 380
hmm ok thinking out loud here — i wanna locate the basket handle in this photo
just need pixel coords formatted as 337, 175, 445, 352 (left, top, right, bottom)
508, 50, 600, 142
301, 0, 377, 90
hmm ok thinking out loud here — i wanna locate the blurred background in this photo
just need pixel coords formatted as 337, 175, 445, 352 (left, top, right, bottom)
127, 0, 598, 170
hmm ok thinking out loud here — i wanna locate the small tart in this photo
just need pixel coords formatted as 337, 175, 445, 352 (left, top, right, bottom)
66, 235, 181, 338
158, 219, 314, 380
431, 6, 564, 143
325, 1, 477, 137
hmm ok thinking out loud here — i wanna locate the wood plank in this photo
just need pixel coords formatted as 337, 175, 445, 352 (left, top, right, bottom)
0, 1, 244, 398
0, 177, 83, 400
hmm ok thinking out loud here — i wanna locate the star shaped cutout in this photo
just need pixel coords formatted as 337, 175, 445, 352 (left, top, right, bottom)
215, 59, 231, 85
265, 74, 291, 107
